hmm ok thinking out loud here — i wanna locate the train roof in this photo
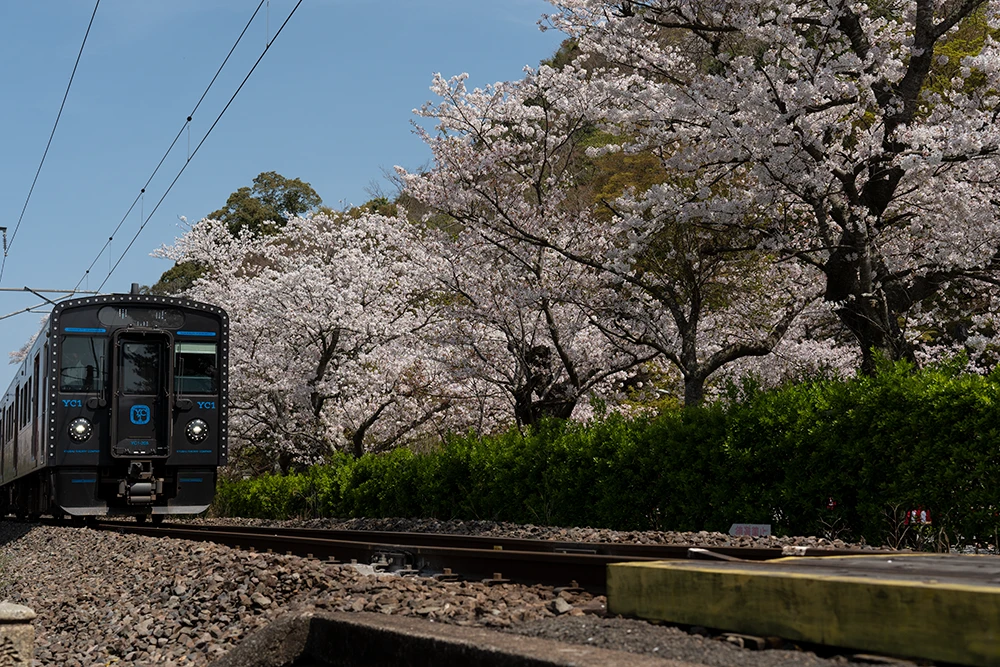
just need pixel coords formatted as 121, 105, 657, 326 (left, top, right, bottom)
52, 292, 228, 320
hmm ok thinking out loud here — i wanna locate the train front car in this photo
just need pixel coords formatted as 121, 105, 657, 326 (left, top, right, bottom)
51, 293, 229, 519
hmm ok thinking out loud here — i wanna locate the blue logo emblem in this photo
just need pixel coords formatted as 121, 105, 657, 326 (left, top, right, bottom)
130, 405, 151, 425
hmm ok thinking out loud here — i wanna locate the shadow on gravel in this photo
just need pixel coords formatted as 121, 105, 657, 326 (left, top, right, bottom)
210, 612, 674, 667
506, 616, 851, 667
0, 522, 38, 547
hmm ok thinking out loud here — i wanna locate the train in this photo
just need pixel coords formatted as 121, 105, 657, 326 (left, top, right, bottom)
0, 286, 228, 521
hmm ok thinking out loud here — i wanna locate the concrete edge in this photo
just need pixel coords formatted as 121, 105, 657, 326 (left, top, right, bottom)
210, 610, 707, 667
607, 559, 1000, 667
207, 612, 313, 667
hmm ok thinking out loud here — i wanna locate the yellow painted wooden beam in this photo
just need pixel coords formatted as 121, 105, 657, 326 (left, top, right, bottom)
607, 555, 1000, 666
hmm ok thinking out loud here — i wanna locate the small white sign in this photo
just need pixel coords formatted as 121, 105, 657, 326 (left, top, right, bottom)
729, 523, 771, 537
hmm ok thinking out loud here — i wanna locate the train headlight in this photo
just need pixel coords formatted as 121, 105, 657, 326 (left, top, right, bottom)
68, 418, 92, 442
186, 419, 209, 442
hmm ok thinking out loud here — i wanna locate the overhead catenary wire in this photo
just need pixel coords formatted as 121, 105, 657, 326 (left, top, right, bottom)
3, 0, 287, 324
0, 0, 101, 285
96, 0, 304, 293
95, 0, 304, 293
74, 0, 273, 293
0, 288, 99, 323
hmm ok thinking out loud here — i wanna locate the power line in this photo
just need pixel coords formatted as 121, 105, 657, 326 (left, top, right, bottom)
74, 0, 271, 293
0, 288, 100, 323
0, 287, 99, 294
96, 0, 305, 293
0, 0, 101, 284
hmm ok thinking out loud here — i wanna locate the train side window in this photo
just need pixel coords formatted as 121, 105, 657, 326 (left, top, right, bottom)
22, 380, 30, 428
60, 337, 106, 393
174, 342, 217, 394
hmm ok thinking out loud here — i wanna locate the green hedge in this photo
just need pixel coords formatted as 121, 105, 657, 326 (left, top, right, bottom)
214, 362, 1000, 548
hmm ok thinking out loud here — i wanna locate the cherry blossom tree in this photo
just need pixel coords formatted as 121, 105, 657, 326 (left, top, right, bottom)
425, 222, 657, 425
546, 0, 1000, 374
403, 64, 819, 405
160, 213, 456, 470
714, 301, 862, 388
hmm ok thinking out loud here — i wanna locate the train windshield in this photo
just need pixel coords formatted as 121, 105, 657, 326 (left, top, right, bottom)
60, 337, 106, 393
175, 342, 217, 394
122, 342, 161, 395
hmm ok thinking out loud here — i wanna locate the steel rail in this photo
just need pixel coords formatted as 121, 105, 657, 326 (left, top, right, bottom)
84, 520, 885, 593
102, 521, 877, 559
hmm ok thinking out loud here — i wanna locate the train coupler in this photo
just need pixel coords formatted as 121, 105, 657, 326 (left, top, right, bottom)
118, 461, 164, 504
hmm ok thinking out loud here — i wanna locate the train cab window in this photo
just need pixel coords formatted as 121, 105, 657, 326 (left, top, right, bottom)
60, 337, 106, 393
175, 342, 217, 394
122, 342, 161, 395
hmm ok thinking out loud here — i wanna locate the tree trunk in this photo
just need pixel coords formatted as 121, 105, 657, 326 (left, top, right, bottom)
683, 374, 705, 407
823, 228, 916, 374
277, 451, 294, 476
351, 433, 364, 459
834, 296, 916, 374
513, 385, 578, 426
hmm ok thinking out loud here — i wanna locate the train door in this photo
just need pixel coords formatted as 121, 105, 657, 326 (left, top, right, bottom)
111, 333, 171, 459
1, 404, 5, 480
31, 354, 39, 463
12, 387, 19, 477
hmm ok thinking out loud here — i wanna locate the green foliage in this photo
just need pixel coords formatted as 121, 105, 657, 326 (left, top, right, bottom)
722, 359, 1000, 545
352, 197, 397, 218
210, 171, 322, 236
214, 457, 351, 519
214, 362, 1000, 548
149, 260, 205, 296
925, 7, 999, 103
542, 39, 582, 70
152, 171, 322, 295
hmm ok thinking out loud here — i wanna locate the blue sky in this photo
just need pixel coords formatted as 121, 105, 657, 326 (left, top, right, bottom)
0, 0, 565, 361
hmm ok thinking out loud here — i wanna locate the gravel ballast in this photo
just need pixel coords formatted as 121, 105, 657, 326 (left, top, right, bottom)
0, 519, 890, 666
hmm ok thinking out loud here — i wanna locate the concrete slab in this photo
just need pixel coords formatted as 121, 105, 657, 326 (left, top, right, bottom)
607, 553, 1000, 667
209, 610, 708, 667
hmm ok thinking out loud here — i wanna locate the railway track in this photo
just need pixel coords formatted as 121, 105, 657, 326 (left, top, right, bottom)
79, 520, 883, 593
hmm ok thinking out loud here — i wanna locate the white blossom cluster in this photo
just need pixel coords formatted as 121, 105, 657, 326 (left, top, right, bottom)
161, 0, 1000, 467
541, 0, 1000, 374
162, 214, 467, 470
